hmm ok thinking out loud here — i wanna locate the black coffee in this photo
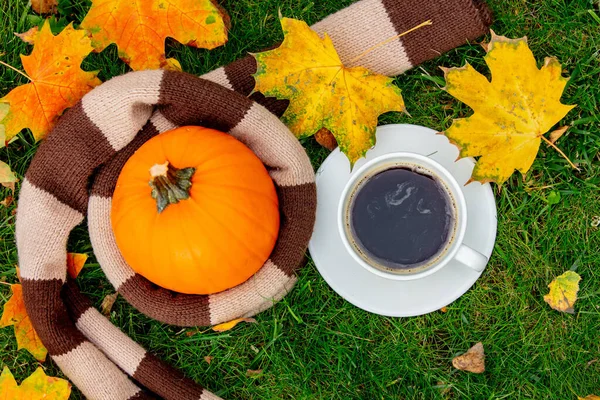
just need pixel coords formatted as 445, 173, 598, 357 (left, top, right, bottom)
349, 167, 454, 271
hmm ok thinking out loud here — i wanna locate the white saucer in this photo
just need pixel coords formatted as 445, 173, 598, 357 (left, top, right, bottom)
308, 124, 497, 317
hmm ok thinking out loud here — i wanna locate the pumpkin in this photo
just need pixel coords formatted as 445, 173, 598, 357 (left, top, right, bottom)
111, 126, 280, 294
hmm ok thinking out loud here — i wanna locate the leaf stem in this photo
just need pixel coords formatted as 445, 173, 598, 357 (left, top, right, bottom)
0, 60, 31, 81
349, 20, 433, 64
540, 135, 579, 171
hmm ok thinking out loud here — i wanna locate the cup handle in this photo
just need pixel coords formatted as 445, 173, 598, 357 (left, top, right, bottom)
454, 244, 488, 273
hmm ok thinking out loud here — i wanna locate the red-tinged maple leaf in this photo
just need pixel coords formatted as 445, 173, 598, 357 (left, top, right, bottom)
1, 20, 101, 142
0, 284, 48, 361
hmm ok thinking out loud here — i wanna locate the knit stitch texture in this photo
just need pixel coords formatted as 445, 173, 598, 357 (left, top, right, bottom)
16, 0, 492, 398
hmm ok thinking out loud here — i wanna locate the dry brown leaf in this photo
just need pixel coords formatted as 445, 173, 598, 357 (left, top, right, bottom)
549, 126, 569, 144
0, 195, 13, 207
246, 369, 263, 377
452, 342, 485, 373
31, 0, 58, 14
212, 317, 257, 332
315, 128, 338, 151
579, 396, 600, 400
204, 356, 213, 364
100, 293, 118, 316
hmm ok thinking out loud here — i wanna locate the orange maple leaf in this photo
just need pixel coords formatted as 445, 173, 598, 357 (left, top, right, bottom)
80, 0, 229, 71
0, 283, 48, 361
1, 20, 101, 142
66, 252, 88, 279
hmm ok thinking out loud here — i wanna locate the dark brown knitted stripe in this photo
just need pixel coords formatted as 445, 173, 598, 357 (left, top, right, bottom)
382, 0, 492, 66
158, 70, 250, 132
223, 53, 290, 117
62, 278, 93, 322
25, 102, 115, 214
21, 278, 88, 356
129, 391, 158, 400
62, 278, 207, 398
90, 121, 160, 197
133, 354, 206, 400
118, 274, 211, 327
270, 182, 317, 276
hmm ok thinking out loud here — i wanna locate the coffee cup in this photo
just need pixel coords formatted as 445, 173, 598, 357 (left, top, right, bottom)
338, 152, 488, 281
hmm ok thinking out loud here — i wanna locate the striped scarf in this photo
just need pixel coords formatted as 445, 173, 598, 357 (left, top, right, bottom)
15, 0, 492, 399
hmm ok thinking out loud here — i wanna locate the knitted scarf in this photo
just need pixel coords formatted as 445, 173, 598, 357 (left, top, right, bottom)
15, 1, 492, 399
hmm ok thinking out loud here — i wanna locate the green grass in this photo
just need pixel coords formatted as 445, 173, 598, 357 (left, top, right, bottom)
2, 0, 600, 398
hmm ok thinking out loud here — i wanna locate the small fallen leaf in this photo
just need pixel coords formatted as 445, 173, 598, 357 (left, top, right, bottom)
0, 160, 18, 192
441, 31, 575, 185
440, 306, 448, 313
0, 283, 48, 361
80, 0, 229, 71
66, 252, 88, 279
1, 20, 101, 142
544, 270, 581, 314
315, 128, 338, 151
547, 190, 561, 205
31, 0, 58, 14
252, 17, 405, 165
0, 366, 70, 399
578, 396, 600, 400
204, 355, 213, 364
452, 342, 485, 373
592, 216, 600, 228
246, 369, 263, 377
15, 27, 40, 45
212, 317, 257, 332
549, 126, 569, 144
0, 195, 13, 207
100, 292, 118, 316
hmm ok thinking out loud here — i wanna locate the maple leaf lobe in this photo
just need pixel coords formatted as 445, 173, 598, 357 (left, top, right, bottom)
252, 18, 404, 165
442, 32, 575, 185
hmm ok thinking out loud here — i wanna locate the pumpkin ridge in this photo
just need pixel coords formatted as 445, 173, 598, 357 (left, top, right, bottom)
186, 198, 270, 263
195, 182, 280, 204
196, 189, 279, 241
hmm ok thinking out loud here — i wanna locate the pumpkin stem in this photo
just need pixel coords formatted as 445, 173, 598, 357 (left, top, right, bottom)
149, 161, 196, 213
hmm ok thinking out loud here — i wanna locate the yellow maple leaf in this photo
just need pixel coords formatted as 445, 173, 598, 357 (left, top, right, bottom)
0, 366, 71, 400
66, 252, 88, 279
543, 270, 581, 314
252, 18, 405, 165
0, 161, 18, 192
442, 31, 575, 185
0, 20, 101, 142
212, 317, 256, 332
0, 284, 48, 361
80, 0, 229, 71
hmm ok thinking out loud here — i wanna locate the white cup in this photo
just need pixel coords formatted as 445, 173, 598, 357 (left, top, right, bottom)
338, 152, 488, 280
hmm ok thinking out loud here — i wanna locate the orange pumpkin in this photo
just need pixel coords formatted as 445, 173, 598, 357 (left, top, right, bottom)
111, 126, 280, 294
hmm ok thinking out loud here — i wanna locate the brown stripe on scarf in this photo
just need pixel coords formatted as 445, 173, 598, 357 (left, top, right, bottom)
118, 274, 212, 326
24, 102, 115, 214
158, 71, 250, 132
382, 0, 492, 66
90, 122, 160, 198
21, 278, 88, 355
133, 353, 209, 400
270, 183, 317, 276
